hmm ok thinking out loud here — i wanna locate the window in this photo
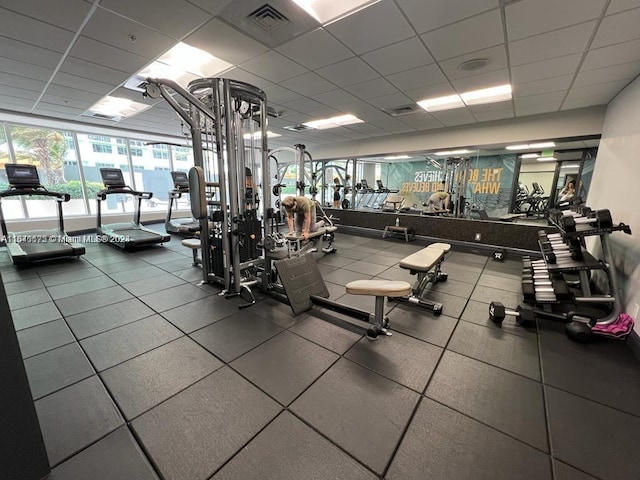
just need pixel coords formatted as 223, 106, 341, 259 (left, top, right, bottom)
95, 162, 114, 168
152, 144, 169, 160
88, 135, 111, 142
92, 143, 113, 154
0, 125, 24, 220
154, 167, 169, 171
130, 139, 172, 212
131, 147, 143, 156
117, 146, 127, 155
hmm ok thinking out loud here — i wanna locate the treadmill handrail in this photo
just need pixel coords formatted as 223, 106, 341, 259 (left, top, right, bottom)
0, 186, 70, 202
96, 187, 153, 200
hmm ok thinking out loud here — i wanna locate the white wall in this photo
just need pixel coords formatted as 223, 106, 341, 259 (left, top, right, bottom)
589, 75, 640, 333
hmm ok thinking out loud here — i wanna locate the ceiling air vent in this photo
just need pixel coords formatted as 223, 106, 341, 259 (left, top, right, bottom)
247, 4, 290, 32
81, 111, 121, 121
382, 104, 418, 117
283, 124, 312, 132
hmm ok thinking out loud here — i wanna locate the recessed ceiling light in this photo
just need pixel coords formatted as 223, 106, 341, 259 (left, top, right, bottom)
520, 153, 540, 158
85, 96, 151, 121
383, 155, 410, 160
506, 142, 556, 150
536, 156, 557, 162
417, 94, 465, 113
561, 164, 580, 168
460, 84, 512, 106
433, 149, 473, 156
303, 114, 364, 130
243, 131, 281, 139
292, 0, 381, 24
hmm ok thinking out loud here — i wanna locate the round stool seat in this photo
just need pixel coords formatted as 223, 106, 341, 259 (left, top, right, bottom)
345, 280, 411, 297
181, 238, 201, 249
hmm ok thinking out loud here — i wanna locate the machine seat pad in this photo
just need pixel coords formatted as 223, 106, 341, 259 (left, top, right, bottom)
346, 280, 411, 297
285, 228, 328, 241
181, 238, 201, 249
400, 243, 451, 271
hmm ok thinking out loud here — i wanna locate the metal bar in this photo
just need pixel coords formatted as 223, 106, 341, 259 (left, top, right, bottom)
309, 294, 370, 323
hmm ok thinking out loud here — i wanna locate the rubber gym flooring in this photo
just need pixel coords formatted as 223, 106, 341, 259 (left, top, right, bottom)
3, 229, 640, 480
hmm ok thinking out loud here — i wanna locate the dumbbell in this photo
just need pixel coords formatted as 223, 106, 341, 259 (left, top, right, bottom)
489, 302, 536, 326
559, 209, 612, 232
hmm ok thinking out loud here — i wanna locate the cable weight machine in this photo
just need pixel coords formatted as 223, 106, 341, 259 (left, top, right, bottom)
442, 157, 471, 218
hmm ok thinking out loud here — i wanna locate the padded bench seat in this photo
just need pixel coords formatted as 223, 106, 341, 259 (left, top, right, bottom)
400, 243, 451, 271
181, 238, 201, 265
346, 280, 412, 297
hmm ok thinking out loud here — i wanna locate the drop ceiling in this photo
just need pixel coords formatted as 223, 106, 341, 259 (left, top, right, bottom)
0, 0, 638, 153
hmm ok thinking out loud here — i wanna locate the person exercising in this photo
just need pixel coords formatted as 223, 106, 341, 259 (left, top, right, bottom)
282, 196, 320, 241
427, 182, 450, 212
333, 177, 342, 208
559, 180, 575, 202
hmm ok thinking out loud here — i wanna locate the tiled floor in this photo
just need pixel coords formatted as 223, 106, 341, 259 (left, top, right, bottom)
4, 230, 640, 480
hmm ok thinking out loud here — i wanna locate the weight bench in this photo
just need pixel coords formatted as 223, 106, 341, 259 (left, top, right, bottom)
275, 254, 411, 340
181, 237, 201, 266
284, 225, 338, 257
390, 242, 451, 314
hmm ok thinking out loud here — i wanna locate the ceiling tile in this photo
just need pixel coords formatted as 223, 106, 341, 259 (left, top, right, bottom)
368, 117, 415, 134
183, 0, 233, 15
81, 8, 175, 60
0, 38, 63, 69
506, 0, 606, 41
429, 107, 476, 127
0, 95, 34, 110
438, 45, 508, 80
312, 89, 362, 109
566, 79, 630, 100
240, 51, 308, 83
509, 22, 597, 66
316, 57, 379, 87
574, 62, 640, 87
470, 104, 515, 122
510, 54, 582, 83
513, 75, 573, 98
34, 104, 84, 117
50, 73, 115, 96
366, 92, 414, 109
606, 0, 640, 14
514, 101, 561, 116
0, 7, 75, 53
262, 84, 302, 104
421, 10, 503, 61
343, 78, 398, 100
280, 72, 336, 96
515, 91, 566, 108
386, 64, 447, 91
404, 83, 457, 101
276, 29, 353, 70
450, 69, 510, 93
0, 85, 40, 102
361, 37, 434, 76
0, 0, 92, 31
59, 57, 131, 85
561, 93, 614, 110
581, 38, 640, 70
70, 36, 149, 74
99, 0, 210, 40
281, 97, 327, 116
0, 72, 47, 93
40, 93, 99, 110
223, 68, 272, 89
396, 0, 498, 34
45, 83, 108, 103
326, 1, 413, 54
591, 7, 640, 48
337, 101, 390, 121
185, 18, 269, 65
0, 58, 54, 82
397, 113, 443, 131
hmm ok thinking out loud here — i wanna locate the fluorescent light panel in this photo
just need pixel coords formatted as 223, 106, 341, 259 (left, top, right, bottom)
418, 84, 512, 113
292, 0, 380, 24
536, 156, 557, 162
383, 155, 410, 160
243, 131, 281, 139
520, 153, 541, 158
303, 114, 364, 130
433, 149, 473, 156
506, 142, 556, 150
87, 96, 151, 120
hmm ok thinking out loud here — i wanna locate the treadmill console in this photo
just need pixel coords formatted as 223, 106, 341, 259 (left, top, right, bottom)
100, 168, 127, 188
6, 164, 42, 187
171, 171, 189, 189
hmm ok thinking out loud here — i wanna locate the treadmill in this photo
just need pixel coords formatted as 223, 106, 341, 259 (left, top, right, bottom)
96, 168, 170, 249
0, 164, 85, 265
165, 171, 200, 236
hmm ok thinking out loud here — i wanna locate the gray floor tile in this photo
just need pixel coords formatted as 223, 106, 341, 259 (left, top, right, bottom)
81, 315, 183, 371
439, 263, 482, 284
315, 254, 357, 268
343, 260, 390, 276
85, 253, 131, 267
323, 268, 373, 286
546, 386, 640, 480
138, 283, 209, 312
213, 411, 376, 480
362, 253, 400, 267
386, 398, 552, 480
387, 303, 458, 347
461, 298, 538, 338
17, 319, 75, 358
448, 321, 541, 381
162, 294, 240, 333
553, 460, 599, 480
8, 287, 51, 310
290, 358, 420, 475
48, 427, 159, 480
471, 284, 522, 310
155, 257, 196, 272
66, 298, 156, 339
477, 272, 522, 292
540, 333, 640, 417
345, 332, 442, 392
190, 311, 283, 362
231, 331, 339, 405
173, 266, 204, 282
39, 267, 105, 287
11, 301, 61, 330
122, 273, 186, 297
55, 285, 133, 316
94, 258, 153, 275
420, 290, 469, 318
132, 367, 282, 480
376, 265, 415, 283
101, 336, 222, 420
0, 267, 39, 283
338, 247, 378, 261
107, 265, 168, 284
290, 315, 363, 354
47, 275, 116, 300
448, 251, 488, 266
35, 376, 124, 466
428, 277, 476, 298
426, 351, 548, 451
4, 276, 44, 295
250, 297, 307, 329
24, 343, 95, 400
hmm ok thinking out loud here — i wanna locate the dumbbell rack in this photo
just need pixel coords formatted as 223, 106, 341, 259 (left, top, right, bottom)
492, 205, 632, 341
